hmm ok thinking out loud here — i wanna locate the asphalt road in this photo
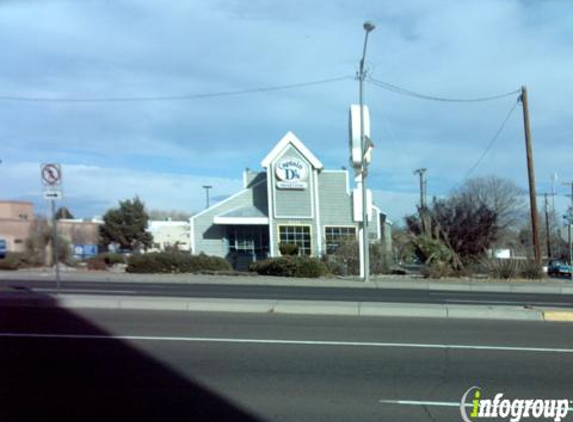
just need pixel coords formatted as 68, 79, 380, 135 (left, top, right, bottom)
3, 277, 573, 307
2, 305, 573, 422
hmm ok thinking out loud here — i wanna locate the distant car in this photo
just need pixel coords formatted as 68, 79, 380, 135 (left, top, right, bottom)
548, 261, 573, 277
0, 239, 6, 259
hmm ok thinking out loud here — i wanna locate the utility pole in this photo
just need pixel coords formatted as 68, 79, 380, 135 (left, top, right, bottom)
202, 185, 212, 209
540, 192, 554, 259
357, 21, 376, 282
414, 168, 427, 209
551, 174, 559, 251
520, 86, 541, 265
563, 181, 573, 279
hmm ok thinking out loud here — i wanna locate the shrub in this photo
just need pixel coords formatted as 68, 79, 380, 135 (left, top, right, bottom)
279, 242, 299, 256
322, 241, 391, 276
481, 258, 521, 279
0, 252, 43, 271
0, 253, 24, 270
519, 260, 545, 280
85, 253, 126, 271
421, 261, 452, 279
126, 252, 232, 274
86, 259, 109, 271
249, 256, 326, 278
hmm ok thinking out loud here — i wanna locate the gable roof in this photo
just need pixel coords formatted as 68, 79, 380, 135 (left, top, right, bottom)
261, 131, 324, 170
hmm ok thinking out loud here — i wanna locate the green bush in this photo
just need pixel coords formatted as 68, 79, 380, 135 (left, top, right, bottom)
0, 252, 43, 271
126, 252, 232, 274
0, 253, 24, 270
249, 256, 326, 278
279, 242, 299, 256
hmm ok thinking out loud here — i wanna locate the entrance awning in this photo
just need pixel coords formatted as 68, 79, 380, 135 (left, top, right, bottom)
213, 206, 269, 225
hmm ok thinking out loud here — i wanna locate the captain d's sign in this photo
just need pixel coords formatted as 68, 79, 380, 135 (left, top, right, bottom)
275, 158, 308, 190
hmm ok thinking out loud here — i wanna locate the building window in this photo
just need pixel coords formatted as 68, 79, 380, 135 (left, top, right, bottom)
325, 226, 356, 254
278, 225, 311, 256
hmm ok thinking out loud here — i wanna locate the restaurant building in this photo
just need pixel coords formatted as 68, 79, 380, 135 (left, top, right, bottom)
190, 132, 391, 269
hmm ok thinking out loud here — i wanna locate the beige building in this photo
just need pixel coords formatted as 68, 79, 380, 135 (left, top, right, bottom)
0, 201, 35, 253
57, 219, 102, 245
0, 201, 102, 255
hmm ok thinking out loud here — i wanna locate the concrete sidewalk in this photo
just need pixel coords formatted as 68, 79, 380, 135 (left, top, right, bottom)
1, 269, 573, 295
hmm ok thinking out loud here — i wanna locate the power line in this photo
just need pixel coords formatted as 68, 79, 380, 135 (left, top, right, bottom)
0, 76, 352, 103
461, 97, 520, 181
367, 77, 521, 103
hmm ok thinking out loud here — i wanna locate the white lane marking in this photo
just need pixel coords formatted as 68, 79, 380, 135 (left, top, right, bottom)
380, 400, 470, 408
1, 333, 573, 353
379, 400, 573, 411
34, 288, 138, 294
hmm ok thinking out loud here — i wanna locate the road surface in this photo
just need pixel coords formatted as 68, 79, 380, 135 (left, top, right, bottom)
2, 304, 573, 421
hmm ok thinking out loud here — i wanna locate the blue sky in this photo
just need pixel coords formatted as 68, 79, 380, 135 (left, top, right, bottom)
0, 0, 572, 222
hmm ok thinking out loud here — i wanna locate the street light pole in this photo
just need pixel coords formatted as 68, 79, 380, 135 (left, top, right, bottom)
359, 21, 375, 282
202, 185, 212, 209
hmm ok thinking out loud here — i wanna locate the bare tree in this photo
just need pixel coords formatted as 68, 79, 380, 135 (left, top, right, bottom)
455, 176, 526, 234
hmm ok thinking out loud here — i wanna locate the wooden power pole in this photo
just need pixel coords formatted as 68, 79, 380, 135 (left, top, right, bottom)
520, 86, 541, 265
543, 193, 553, 259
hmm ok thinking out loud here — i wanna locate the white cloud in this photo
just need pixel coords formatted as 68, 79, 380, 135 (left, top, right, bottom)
0, 0, 572, 221
0, 161, 243, 218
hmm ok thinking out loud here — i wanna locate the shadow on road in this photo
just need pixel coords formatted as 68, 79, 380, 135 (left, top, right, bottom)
0, 289, 264, 422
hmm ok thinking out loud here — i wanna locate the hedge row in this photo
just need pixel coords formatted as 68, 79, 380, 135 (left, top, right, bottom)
0, 252, 43, 271
85, 253, 127, 270
126, 252, 232, 274
248, 256, 326, 278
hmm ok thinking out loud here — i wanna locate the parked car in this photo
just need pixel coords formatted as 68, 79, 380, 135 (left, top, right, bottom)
547, 260, 573, 277
0, 239, 6, 259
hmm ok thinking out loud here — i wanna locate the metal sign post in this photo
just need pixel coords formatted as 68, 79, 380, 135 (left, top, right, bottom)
41, 163, 62, 294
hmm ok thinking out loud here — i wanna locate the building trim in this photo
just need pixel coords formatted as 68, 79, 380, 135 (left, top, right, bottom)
266, 167, 276, 257
261, 131, 323, 170
313, 168, 322, 256
189, 217, 195, 254
213, 216, 269, 225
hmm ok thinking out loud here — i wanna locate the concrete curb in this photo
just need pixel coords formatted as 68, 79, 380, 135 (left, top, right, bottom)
32, 294, 570, 322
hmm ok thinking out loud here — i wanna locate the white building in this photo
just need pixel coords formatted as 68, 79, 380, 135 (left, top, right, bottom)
147, 220, 191, 252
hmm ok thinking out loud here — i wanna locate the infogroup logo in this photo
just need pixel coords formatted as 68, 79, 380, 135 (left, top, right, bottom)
460, 386, 571, 422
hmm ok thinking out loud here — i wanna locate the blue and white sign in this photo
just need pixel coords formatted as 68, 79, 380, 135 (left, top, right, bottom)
275, 158, 308, 189
73, 244, 98, 259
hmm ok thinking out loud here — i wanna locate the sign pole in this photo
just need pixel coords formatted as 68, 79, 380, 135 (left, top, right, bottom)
41, 163, 63, 295
51, 199, 61, 294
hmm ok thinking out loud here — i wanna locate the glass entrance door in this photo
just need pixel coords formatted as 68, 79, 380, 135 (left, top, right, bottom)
226, 225, 269, 270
